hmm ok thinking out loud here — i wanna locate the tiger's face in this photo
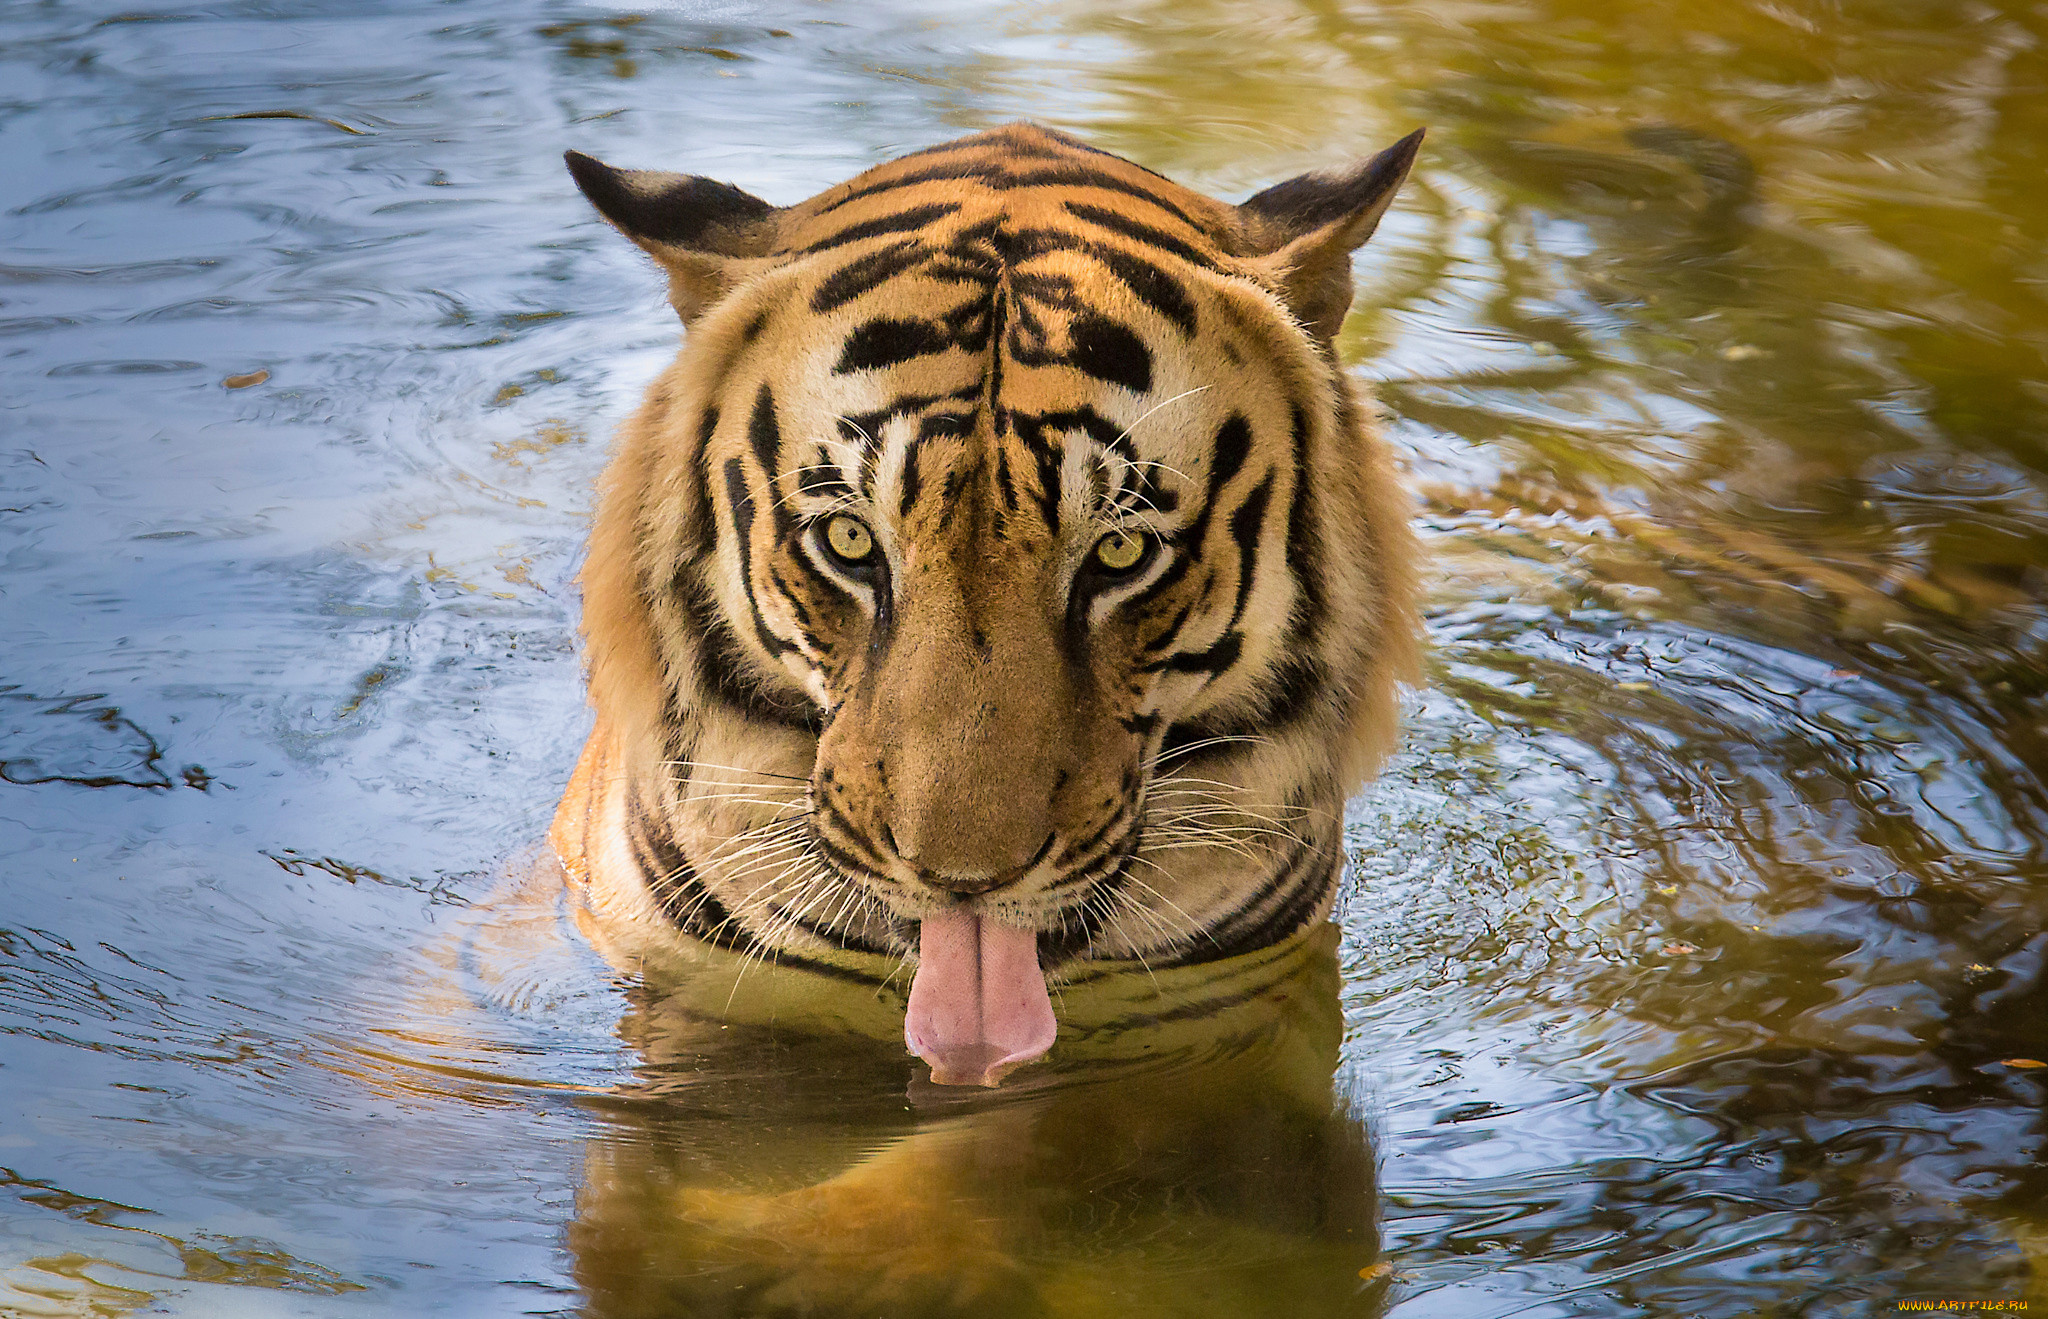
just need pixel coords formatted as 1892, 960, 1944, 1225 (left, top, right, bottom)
562, 125, 1419, 1085
719, 246, 1316, 925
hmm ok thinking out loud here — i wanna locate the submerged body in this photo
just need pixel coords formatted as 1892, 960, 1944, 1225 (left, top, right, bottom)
551, 123, 1420, 1085
566, 919, 1380, 1317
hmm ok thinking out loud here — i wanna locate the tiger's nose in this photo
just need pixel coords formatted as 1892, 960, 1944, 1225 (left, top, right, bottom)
890, 828, 1056, 893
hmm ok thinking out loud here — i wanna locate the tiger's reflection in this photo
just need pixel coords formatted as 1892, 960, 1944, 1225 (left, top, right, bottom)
566, 921, 1384, 1319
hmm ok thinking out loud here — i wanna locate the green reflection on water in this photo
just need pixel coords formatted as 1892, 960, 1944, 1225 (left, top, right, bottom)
0, 1167, 365, 1317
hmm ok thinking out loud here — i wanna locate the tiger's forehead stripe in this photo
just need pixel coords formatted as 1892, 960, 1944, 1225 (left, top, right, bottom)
802, 217, 1206, 400
793, 202, 963, 255
755, 172, 1262, 555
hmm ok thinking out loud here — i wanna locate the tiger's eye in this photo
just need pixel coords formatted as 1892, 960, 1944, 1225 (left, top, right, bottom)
823, 514, 876, 565
1092, 530, 1148, 573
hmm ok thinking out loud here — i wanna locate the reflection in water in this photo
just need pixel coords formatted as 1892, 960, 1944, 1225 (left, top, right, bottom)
570, 925, 1377, 1318
1, 0, 2045, 1313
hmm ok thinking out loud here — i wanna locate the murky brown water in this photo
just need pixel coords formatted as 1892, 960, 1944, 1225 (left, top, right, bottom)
3, 1, 2045, 1315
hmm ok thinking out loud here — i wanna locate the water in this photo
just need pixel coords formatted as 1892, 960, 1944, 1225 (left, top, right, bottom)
2, 1, 2044, 1314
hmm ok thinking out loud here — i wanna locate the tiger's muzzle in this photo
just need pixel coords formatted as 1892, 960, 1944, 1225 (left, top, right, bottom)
806, 547, 1144, 1086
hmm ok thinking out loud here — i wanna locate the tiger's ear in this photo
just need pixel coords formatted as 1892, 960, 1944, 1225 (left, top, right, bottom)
565, 150, 779, 323
1238, 129, 1424, 343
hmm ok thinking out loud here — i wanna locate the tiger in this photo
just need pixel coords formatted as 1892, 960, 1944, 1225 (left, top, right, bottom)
550, 121, 1421, 1090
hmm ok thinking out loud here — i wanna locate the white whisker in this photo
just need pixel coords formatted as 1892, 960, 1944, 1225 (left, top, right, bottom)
667, 758, 809, 784
1112, 385, 1212, 452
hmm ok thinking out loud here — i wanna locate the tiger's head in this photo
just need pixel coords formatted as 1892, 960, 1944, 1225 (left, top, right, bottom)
563, 124, 1419, 1085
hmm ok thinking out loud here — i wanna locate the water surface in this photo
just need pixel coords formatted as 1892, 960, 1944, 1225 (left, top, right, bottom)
3, 1, 2045, 1315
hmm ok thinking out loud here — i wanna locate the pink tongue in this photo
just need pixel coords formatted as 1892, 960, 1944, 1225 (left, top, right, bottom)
905, 908, 1057, 1087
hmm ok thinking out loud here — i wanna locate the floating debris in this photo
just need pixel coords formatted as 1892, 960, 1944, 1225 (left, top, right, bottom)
200, 110, 370, 136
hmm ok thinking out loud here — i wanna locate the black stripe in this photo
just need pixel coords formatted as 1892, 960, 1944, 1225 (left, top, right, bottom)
1205, 847, 1338, 961
1036, 127, 1184, 188
1010, 405, 1124, 454
625, 793, 672, 886
994, 447, 1019, 514
859, 139, 1021, 168
798, 202, 960, 254
1042, 824, 1134, 893
999, 290, 1152, 395
1285, 404, 1326, 642
1260, 655, 1330, 728
996, 166, 1204, 229
984, 279, 1009, 427
1061, 201, 1225, 273
984, 230, 1204, 340
817, 160, 1206, 232
672, 565, 820, 732
816, 163, 994, 215
1160, 654, 1332, 749
917, 410, 976, 440
1130, 459, 1178, 513
1151, 424, 1316, 730
1005, 265, 1079, 304
660, 698, 695, 773
938, 212, 1004, 253
1153, 630, 1241, 677
632, 795, 764, 952
635, 791, 910, 976
1030, 443, 1061, 536
812, 141, 1073, 209
746, 384, 786, 532
1153, 719, 1215, 768
897, 444, 924, 519
1129, 411, 1255, 627
937, 454, 982, 530
799, 445, 854, 499
1089, 244, 1198, 337
721, 457, 798, 663
1126, 543, 1203, 636
835, 316, 959, 374
1039, 865, 1132, 962
770, 564, 817, 635
1208, 413, 1253, 500
809, 828, 883, 882
993, 231, 1200, 339
1067, 313, 1152, 394
1145, 600, 1198, 657
811, 238, 930, 313
687, 405, 721, 557
1224, 473, 1274, 626
1108, 442, 1178, 514
1192, 834, 1323, 959
839, 386, 984, 448
939, 290, 994, 355
1054, 801, 1132, 869
811, 801, 892, 874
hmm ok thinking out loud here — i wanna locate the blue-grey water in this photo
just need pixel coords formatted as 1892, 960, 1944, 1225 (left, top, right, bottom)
4, 2, 2046, 1315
